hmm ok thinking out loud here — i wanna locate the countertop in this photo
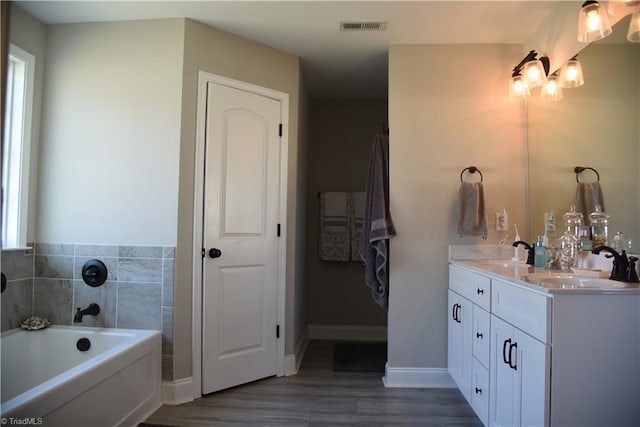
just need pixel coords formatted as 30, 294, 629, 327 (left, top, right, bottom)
450, 260, 640, 295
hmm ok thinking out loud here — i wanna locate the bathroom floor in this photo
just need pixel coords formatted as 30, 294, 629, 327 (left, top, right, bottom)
141, 340, 481, 426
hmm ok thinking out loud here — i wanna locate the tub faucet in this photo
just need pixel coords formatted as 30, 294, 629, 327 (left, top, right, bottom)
513, 241, 535, 265
74, 303, 100, 323
591, 246, 639, 282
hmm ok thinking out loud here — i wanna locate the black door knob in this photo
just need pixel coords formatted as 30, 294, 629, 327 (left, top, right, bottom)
209, 248, 222, 259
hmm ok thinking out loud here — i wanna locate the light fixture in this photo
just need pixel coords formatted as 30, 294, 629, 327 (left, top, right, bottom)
628, 10, 640, 42
540, 73, 563, 101
578, 1, 612, 42
523, 56, 549, 88
510, 74, 530, 100
509, 50, 549, 100
559, 56, 585, 88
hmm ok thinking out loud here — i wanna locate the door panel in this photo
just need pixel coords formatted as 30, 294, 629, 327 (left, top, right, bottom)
202, 82, 281, 394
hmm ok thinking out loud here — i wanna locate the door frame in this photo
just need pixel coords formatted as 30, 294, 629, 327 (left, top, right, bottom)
192, 71, 289, 398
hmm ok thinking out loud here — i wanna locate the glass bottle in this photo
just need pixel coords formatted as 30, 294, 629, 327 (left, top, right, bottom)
563, 205, 583, 236
589, 204, 609, 248
558, 205, 581, 270
558, 231, 579, 270
612, 231, 628, 252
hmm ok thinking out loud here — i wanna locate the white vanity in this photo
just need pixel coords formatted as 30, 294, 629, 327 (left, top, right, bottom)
448, 258, 640, 427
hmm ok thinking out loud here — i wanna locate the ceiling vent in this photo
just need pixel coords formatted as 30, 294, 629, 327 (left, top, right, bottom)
340, 21, 387, 31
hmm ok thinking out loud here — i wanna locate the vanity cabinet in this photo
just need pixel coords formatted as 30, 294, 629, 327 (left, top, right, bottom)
449, 262, 640, 427
448, 266, 491, 425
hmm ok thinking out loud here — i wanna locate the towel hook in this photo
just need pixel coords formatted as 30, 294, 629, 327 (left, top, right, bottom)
574, 166, 600, 183
460, 166, 483, 183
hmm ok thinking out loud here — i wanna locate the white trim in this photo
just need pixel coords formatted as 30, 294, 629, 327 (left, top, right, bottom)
192, 71, 289, 399
2, 44, 35, 249
382, 363, 457, 388
161, 377, 195, 406
308, 324, 388, 342
284, 329, 310, 376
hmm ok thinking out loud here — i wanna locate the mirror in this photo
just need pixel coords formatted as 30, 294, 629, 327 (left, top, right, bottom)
528, 15, 640, 251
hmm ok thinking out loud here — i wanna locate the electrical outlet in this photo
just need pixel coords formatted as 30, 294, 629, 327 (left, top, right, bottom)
496, 210, 508, 232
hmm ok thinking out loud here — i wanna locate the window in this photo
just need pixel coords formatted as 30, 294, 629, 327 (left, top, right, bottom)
2, 44, 35, 248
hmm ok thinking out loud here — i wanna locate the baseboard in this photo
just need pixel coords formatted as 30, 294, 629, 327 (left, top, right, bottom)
161, 377, 194, 405
308, 324, 387, 342
284, 328, 310, 376
382, 363, 457, 388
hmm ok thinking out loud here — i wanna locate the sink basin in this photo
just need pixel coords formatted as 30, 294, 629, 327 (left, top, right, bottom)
522, 273, 632, 289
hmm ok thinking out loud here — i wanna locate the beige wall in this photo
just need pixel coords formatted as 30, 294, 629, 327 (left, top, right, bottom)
8, 4, 47, 244
528, 43, 640, 247
388, 44, 527, 368
37, 19, 184, 244
305, 99, 388, 327
175, 19, 305, 380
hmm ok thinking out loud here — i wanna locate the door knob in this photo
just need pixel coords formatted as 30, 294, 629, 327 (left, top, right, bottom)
208, 248, 222, 259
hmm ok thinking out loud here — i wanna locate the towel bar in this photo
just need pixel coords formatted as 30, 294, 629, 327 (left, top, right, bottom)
574, 166, 600, 183
460, 166, 483, 183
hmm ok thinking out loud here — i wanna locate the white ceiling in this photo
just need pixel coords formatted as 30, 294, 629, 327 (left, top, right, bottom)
16, 1, 567, 99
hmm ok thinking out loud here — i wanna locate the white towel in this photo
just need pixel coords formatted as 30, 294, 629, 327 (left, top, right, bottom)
319, 192, 350, 261
456, 182, 488, 238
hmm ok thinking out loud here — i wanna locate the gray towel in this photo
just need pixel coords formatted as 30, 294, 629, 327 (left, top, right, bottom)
576, 182, 605, 222
359, 134, 396, 311
456, 182, 487, 238
319, 192, 351, 261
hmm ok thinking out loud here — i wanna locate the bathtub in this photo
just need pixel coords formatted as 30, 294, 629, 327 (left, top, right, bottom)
1, 325, 161, 427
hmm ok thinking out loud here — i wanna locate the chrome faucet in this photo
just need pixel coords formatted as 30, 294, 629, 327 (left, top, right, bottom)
591, 246, 639, 283
513, 241, 535, 265
74, 303, 100, 323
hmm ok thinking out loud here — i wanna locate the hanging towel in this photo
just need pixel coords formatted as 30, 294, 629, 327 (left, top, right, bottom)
351, 192, 366, 261
456, 181, 488, 238
575, 181, 605, 222
360, 134, 396, 311
319, 192, 351, 261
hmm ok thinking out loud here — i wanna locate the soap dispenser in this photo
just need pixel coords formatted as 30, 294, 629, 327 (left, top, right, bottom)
534, 236, 546, 267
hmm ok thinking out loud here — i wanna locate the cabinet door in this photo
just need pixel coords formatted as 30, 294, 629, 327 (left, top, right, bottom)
490, 316, 519, 427
515, 328, 549, 427
448, 290, 472, 400
490, 315, 550, 427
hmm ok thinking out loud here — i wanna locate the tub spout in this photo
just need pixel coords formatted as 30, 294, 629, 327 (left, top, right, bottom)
74, 303, 100, 323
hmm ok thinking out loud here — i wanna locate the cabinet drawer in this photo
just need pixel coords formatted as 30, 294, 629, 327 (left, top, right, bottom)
450, 265, 491, 310
472, 305, 490, 369
491, 279, 551, 343
471, 358, 489, 426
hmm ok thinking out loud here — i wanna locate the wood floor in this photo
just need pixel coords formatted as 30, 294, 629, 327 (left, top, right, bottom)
142, 340, 482, 426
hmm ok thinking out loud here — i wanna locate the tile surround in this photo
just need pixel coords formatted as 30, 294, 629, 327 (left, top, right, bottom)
1, 243, 175, 380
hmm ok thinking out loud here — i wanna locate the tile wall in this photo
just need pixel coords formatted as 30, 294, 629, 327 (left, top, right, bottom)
1, 243, 175, 380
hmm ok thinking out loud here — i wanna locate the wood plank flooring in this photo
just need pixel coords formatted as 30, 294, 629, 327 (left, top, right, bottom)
141, 340, 482, 426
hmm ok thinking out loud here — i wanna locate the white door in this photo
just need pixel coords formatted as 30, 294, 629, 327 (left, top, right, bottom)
201, 82, 281, 394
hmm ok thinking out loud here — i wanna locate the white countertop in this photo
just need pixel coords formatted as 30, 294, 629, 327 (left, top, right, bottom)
450, 259, 640, 295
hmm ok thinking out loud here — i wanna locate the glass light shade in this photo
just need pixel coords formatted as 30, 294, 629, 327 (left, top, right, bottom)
509, 75, 530, 101
541, 74, 563, 101
559, 59, 584, 88
578, 1, 612, 42
523, 59, 547, 88
628, 11, 640, 42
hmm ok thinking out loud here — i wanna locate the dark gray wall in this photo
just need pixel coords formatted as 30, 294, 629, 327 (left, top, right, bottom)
305, 99, 388, 327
